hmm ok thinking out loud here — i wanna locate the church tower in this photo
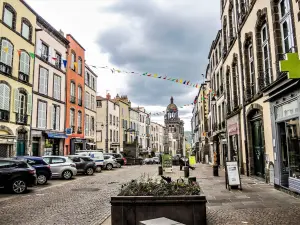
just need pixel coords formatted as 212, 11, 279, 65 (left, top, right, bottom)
163, 97, 184, 156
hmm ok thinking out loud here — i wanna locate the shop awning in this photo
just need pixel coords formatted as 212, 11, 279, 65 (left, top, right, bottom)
46, 132, 68, 139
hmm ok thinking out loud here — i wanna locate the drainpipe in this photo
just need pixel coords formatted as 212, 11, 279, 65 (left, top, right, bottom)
105, 99, 109, 153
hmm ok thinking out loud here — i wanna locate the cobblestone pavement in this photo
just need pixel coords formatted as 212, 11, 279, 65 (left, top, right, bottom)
155, 164, 300, 225
0, 165, 157, 225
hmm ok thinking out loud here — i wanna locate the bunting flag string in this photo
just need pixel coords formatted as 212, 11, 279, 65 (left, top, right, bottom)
150, 102, 195, 116
88, 64, 202, 89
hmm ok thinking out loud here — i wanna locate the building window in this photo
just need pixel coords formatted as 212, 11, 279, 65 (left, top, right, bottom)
53, 74, 61, 100
85, 115, 89, 136
110, 114, 112, 125
55, 52, 62, 69
91, 95, 95, 110
91, 77, 95, 90
261, 24, 271, 85
78, 57, 82, 75
279, 0, 293, 53
97, 100, 102, 107
91, 117, 95, 135
77, 86, 82, 106
3, 4, 16, 29
248, 44, 255, 94
71, 51, 76, 71
52, 105, 60, 130
70, 108, 75, 128
117, 131, 119, 142
78, 111, 82, 131
37, 101, 47, 128
85, 71, 90, 85
116, 117, 119, 127
0, 83, 10, 115
0, 39, 13, 75
19, 51, 30, 82
21, 18, 32, 41
39, 67, 48, 95
113, 130, 115, 142
85, 92, 90, 108
70, 82, 75, 103
113, 116, 115, 126
99, 130, 102, 142
41, 42, 49, 61
110, 129, 112, 142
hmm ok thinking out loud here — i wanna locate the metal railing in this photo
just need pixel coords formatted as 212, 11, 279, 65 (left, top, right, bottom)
16, 113, 28, 125
0, 62, 12, 75
18, 72, 29, 83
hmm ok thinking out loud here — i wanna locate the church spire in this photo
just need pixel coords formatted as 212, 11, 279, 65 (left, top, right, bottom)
170, 96, 174, 104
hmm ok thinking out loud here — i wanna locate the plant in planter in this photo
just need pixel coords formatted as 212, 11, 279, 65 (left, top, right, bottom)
111, 176, 207, 225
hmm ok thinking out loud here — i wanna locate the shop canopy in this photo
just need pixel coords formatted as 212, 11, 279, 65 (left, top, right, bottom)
46, 132, 68, 139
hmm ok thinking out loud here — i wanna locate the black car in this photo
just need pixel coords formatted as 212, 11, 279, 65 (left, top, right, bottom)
68, 155, 96, 175
14, 156, 52, 185
105, 153, 126, 167
0, 158, 37, 194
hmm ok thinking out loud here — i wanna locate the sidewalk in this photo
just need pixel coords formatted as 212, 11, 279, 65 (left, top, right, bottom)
101, 164, 300, 225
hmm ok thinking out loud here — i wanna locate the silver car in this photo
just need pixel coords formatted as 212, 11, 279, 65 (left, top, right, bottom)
43, 156, 77, 180
103, 155, 118, 170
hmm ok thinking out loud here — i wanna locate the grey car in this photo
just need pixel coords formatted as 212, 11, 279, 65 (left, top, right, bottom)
103, 155, 118, 170
43, 156, 77, 180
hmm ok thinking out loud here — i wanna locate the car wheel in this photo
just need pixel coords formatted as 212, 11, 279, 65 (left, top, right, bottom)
11, 179, 27, 194
62, 170, 73, 180
37, 174, 48, 185
86, 167, 94, 175
106, 163, 113, 170
95, 166, 102, 173
117, 163, 121, 168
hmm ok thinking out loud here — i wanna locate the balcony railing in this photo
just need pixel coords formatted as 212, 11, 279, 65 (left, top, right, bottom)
0, 62, 12, 75
18, 72, 29, 83
77, 126, 82, 134
0, 109, 9, 122
16, 113, 28, 125
70, 96, 76, 104
78, 99, 82, 106
71, 125, 75, 133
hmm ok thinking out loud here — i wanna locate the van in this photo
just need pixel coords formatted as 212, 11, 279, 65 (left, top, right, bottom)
75, 151, 104, 172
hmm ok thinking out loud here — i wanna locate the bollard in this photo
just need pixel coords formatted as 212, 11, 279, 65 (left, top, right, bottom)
158, 165, 163, 175
213, 165, 219, 176
184, 166, 189, 178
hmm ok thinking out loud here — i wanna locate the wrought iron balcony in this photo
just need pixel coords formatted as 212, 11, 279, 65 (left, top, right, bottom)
18, 72, 29, 83
78, 99, 82, 106
0, 62, 12, 75
77, 126, 82, 134
0, 109, 9, 122
70, 96, 76, 104
16, 113, 28, 125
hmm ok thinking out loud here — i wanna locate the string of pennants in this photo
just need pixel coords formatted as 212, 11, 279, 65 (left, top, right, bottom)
200, 89, 217, 101
88, 65, 202, 89
150, 102, 195, 116
2, 47, 70, 68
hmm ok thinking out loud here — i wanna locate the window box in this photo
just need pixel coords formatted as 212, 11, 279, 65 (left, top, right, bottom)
16, 113, 28, 125
70, 96, 76, 104
0, 62, 12, 75
18, 72, 29, 83
0, 109, 9, 122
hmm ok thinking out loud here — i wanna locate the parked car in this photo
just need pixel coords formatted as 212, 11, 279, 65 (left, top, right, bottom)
43, 156, 77, 180
76, 151, 104, 172
103, 155, 118, 170
152, 157, 160, 164
0, 158, 37, 194
144, 158, 153, 164
68, 155, 96, 175
14, 156, 52, 185
105, 153, 126, 167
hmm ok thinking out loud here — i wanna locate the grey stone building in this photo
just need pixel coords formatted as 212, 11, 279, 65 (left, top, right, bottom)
163, 97, 184, 156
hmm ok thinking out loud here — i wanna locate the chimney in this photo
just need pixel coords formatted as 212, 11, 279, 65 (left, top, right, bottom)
106, 93, 111, 100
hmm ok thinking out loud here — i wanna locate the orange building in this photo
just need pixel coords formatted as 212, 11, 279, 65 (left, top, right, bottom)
64, 34, 86, 155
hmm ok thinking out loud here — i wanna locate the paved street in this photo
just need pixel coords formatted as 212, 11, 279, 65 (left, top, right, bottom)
0, 165, 157, 225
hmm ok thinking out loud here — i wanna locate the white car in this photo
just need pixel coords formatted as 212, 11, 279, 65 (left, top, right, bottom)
75, 151, 104, 172
43, 156, 77, 180
103, 155, 118, 170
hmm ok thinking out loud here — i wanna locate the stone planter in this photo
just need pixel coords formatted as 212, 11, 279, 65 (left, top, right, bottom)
111, 195, 207, 225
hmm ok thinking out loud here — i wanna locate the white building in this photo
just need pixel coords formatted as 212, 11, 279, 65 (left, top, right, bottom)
96, 94, 120, 153
150, 122, 164, 153
84, 65, 97, 149
132, 107, 149, 151
129, 108, 139, 144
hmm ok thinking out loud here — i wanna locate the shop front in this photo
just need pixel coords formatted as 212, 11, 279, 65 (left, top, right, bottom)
270, 86, 300, 193
43, 132, 67, 156
70, 138, 86, 154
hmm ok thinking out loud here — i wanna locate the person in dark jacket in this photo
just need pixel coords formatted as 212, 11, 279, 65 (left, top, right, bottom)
179, 157, 195, 170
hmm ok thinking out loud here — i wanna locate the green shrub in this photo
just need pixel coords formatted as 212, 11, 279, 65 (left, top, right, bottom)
118, 176, 201, 196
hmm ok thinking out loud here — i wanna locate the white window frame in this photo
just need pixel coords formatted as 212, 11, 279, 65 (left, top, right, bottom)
85, 92, 90, 108
78, 86, 82, 103
248, 44, 255, 94
78, 58, 82, 75
0, 83, 10, 111
85, 114, 89, 136
279, 0, 294, 53
70, 109, 75, 127
0, 39, 13, 66
261, 24, 271, 84
70, 82, 75, 97
39, 67, 48, 95
21, 22, 30, 40
53, 74, 61, 100
3, 7, 13, 28
78, 111, 82, 129
19, 51, 30, 75
52, 105, 60, 130
37, 101, 47, 129
91, 95, 95, 110
71, 52, 75, 70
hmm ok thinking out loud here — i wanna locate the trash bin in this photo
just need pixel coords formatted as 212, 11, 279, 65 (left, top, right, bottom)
158, 165, 163, 175
213, 165, 219, 176
184, 166, 189, 178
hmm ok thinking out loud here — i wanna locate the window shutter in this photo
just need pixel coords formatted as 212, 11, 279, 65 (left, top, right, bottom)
44, 70, 48, 95
56, 106, 60, 130
48, 47, 52, 63
36, 39, 42, 57
27, 94, 32, 115
42, 103, 46, 128
39, 68, 45, 94
25, 53, 30, 75
51, 105, 55, 129
7, 42, 13, 66
13, 88, 19, 113
0, 84, 4, 110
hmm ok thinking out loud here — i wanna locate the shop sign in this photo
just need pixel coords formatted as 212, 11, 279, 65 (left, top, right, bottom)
226, 161, 242, 188
66, 128, 72, 135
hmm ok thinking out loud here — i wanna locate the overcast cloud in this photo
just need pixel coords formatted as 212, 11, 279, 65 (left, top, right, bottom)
27, 0, 220, 130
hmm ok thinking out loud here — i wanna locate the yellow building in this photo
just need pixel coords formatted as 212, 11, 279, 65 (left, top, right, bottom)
0, 0, 36, 156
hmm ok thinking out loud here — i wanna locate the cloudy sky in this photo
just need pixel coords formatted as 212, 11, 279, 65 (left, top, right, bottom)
27, 0, 220, 130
